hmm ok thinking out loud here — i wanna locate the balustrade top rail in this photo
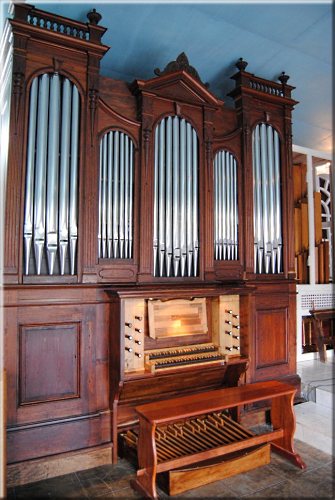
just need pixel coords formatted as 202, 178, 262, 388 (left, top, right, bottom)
12, 3, 106, 44
248, 76, 284, 97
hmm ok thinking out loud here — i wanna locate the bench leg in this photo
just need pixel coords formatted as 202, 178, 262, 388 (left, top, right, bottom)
270, 393, 306, 469
131, 417, 158, 499
131, 468, 158, 499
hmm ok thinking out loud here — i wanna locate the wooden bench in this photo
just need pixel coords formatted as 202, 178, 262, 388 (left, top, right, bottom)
131, 380, 306, 498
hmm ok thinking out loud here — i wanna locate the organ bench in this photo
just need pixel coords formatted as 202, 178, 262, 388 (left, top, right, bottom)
129, 380, 306, 498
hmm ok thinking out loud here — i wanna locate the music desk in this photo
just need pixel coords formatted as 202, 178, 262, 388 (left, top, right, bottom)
131, 380, 306, 498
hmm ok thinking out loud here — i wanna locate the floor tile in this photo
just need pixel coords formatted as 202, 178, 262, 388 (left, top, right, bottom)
13, 473, 88, 499
206, 463, 284, 497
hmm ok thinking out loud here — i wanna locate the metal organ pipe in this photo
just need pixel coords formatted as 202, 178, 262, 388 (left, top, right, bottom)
24, 72, 80, 276
153, 115, 199, 278
59, 79, 71, 275
98, 130, 135, 260
213, 151, 238, 261
46, 73, 60, 275
33, 73, 49, 275
23, 77, 38, 275
252, 123, 283, 274
192, 129, 199, 277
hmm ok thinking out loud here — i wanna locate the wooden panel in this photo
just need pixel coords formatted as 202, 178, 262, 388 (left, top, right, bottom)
318, 242, 325, 284
19, 323, 80, 405
323, 240, 330, 283
301, 201, 309, 250
168, 444, 270, 495
7, 443, 113, 487
7, 411, 111, 463
293, 164, 302, 203
294, 207, 302, 254
255, 309, 288, 369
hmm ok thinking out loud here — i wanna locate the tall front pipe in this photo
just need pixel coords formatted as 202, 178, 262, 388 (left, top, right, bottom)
98, 140, 103, 259
100, 136, 107, 258
213, 154, 219, 260
233, 158, 238, 259
112, 131, 119, 258
59, 78, 71, 274
267, 126, 276, 272
227, 152, 233, 260
24, 77, 38, 275
153, 126, 159, 275
46, 73, 60, 275
192, 128, 198, 276
179, 119, 186, 277
254, 126, 263, 273
172, 117, 180, 276
69, 85, 79, 275
186, 123, 193, 276
128, 142, 134, 259
158, 119, 166, 277
260, 124, 270, 273
165, 117, 173, 276
124, 135, 130, 259
34, 74, 49, 275
106, 133, 113, 258
119, 133, 125, 258
274, 130, 282, 272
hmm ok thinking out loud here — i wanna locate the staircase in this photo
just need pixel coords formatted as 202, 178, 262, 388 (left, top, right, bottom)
294, 357, 334, 455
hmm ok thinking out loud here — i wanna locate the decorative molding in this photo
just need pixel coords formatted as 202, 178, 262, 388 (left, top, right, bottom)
154, 52, 209, 88
143, 127, 151, 182
235, 58, 248, 71
87, 9, 102, 26
278, 71, 290, 84
13, 71, 24, 134
52, 57, 63, 74
89, 88, 98, 146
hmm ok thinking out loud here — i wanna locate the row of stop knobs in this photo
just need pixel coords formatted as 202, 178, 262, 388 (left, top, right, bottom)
125, 318, 143, 357
225, 309, 240, 352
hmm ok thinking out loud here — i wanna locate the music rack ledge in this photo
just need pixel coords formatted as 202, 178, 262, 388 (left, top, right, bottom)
131, 380, 306, 499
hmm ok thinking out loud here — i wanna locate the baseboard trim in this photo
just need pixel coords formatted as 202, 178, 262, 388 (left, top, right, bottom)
7, 443, 113, 487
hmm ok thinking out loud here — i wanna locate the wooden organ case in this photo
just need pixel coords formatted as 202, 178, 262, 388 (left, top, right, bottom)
3, 4, 299, 476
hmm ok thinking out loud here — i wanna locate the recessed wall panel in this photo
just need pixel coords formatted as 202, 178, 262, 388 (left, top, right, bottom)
19, 323, 80, 404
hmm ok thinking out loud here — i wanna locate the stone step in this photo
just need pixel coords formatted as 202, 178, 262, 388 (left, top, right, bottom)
294, 401, 334, 456
315, 385, 333, 409
301, 382, 333, 409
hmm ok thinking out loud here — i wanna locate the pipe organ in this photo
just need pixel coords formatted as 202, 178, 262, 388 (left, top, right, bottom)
252, 123, 282, 274
3, 3, 299, 479
98, 130, 135, 259
214, 150, 239, 261
154, 116, 199, 278
24, 72, 80, 276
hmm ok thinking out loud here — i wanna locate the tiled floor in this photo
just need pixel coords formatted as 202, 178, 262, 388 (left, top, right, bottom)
7, 439, 334, 499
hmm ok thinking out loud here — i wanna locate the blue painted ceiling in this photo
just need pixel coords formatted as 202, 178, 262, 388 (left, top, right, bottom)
24, 1, 334, 152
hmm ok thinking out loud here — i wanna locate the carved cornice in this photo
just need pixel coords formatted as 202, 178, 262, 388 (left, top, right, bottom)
154, 52, 209, 88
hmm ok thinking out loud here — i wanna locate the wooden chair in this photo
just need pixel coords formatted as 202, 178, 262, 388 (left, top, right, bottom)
309, 309, 335, 362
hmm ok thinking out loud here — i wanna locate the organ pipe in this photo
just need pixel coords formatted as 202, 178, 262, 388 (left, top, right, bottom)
252, 123, 282, 274
153, 115, 199, 278
98, 130, 135, 259
23, 72, 80, 276
214, 151, 238, 261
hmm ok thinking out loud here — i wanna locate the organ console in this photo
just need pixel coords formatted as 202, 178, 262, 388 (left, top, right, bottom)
3, 2, 300, 484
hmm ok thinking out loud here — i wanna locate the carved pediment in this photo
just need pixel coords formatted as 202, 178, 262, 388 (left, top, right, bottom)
132, 70, 220, 107
154, 52, 209, 88
131, 52, 220, 107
